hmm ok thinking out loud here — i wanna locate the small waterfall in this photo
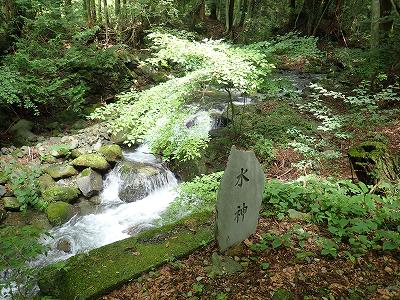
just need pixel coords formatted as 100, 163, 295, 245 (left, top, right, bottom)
32, 146, 178, 267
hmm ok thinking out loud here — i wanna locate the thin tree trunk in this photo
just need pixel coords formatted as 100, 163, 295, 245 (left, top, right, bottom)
103, 0, 110, 28
380, 0, 393, 40
225, 0, 234, 32
210, 0, 217, 19
371, 0, 381, 48
91, 0, 97, 22
97, 0, 102, 23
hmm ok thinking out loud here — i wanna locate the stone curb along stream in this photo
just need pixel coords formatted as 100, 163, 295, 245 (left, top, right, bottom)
38, 212, 214, 300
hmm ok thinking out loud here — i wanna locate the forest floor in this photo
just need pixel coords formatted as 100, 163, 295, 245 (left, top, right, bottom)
101, 216, 400, 300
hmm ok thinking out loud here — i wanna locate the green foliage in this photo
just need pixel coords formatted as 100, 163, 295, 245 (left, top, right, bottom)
247, 133, 275, 164
263, 176, 400, 256
160, 172, 224, 224
0, 5, 129, 115
92, 31, 274, 161
2, 161, 45, 211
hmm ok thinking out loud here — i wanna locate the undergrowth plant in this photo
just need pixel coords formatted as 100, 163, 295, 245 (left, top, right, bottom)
160, 171, 224, 224
262, 176, 400, 257
2, 161, 45, 211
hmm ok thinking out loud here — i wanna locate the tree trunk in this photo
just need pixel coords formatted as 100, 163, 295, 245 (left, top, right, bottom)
289, 0, 296, 27
91, 0, 97, 22
371, 0, 381, 48
97, 0, 102, 23
103, 0, 110, 28
380, 0, 393, 40
225, 0, 234, 32
348, 141, 400, 185
210, 0, 217, 19
84, 0, 93, 26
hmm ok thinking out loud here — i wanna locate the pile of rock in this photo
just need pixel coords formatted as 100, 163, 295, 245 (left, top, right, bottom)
0, 141, 123, 228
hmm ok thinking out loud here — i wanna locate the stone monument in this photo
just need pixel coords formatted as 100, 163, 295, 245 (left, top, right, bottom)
216, 145, 265, 251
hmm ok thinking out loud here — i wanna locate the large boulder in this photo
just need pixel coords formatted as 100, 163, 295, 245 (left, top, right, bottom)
3, 197, 21, 211
98, 144, 123, 163
42, 186, 80, 204
117, 161, 167, 202
76, 168, 103, 197
9, 119, 36, 144
46, 164, 78, 179
46, 201, 75, 226
72, 154, 110, 171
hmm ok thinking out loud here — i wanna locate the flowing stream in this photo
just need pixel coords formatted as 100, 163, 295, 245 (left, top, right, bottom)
34, 145, 178, 266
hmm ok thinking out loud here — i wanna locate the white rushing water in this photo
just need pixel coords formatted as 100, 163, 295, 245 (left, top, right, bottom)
33, 145, 178, 266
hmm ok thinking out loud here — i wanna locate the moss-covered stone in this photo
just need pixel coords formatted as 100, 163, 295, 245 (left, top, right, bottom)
3, 197, 20, 211
348, 141, 399, 184
72, 154, 110, 171
38, 212, 214, 299
42, 186, 80, 203
70, 148, 86, 159
46, 201, 75, 226
46, 164, 78, 179
0, 171, 7, 184
98, 144, 123, 163
37, 174, 56, 191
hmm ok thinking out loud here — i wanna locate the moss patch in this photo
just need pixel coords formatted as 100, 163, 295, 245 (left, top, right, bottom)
46, 201, 75, 226
38, 212, 214, 300
348, 141, 387, 161
98, 144, 123, 162
42, 186, 80, 203
72, 154, 110, 171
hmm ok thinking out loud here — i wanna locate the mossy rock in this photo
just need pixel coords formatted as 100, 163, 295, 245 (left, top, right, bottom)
72, 154, 110, 171
37, 174, 56, 191
70, 148, 86, 159
42, 186, 80, 204
0, 171, 7, 184
46, 164, 78, 179
98, 144, 123, 163
38, 212, 213, 300
46, 201, 75, 226
348, 141, 399, 184
3, 197, 21, 212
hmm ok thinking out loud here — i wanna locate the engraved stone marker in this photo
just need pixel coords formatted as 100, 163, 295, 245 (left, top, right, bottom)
216, 146, 265, 251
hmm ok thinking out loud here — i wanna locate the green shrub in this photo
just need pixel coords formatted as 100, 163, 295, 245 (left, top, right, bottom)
160, 171, 224, 224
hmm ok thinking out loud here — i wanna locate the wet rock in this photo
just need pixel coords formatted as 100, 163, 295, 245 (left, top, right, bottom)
76, 168, 103, 197
98, 144, 123, 163
42, 186, 80, 204
72, 154, 110, 171
46, 201, 75, 226
56, 239, 72, 253
88, 195, 101, 205
38, 174, 57, 191
3, 197, 21, 211
76, 199, 97, 216
117, 161, 167, 202
0, 185, 6, 197
46, 164, 78, 179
